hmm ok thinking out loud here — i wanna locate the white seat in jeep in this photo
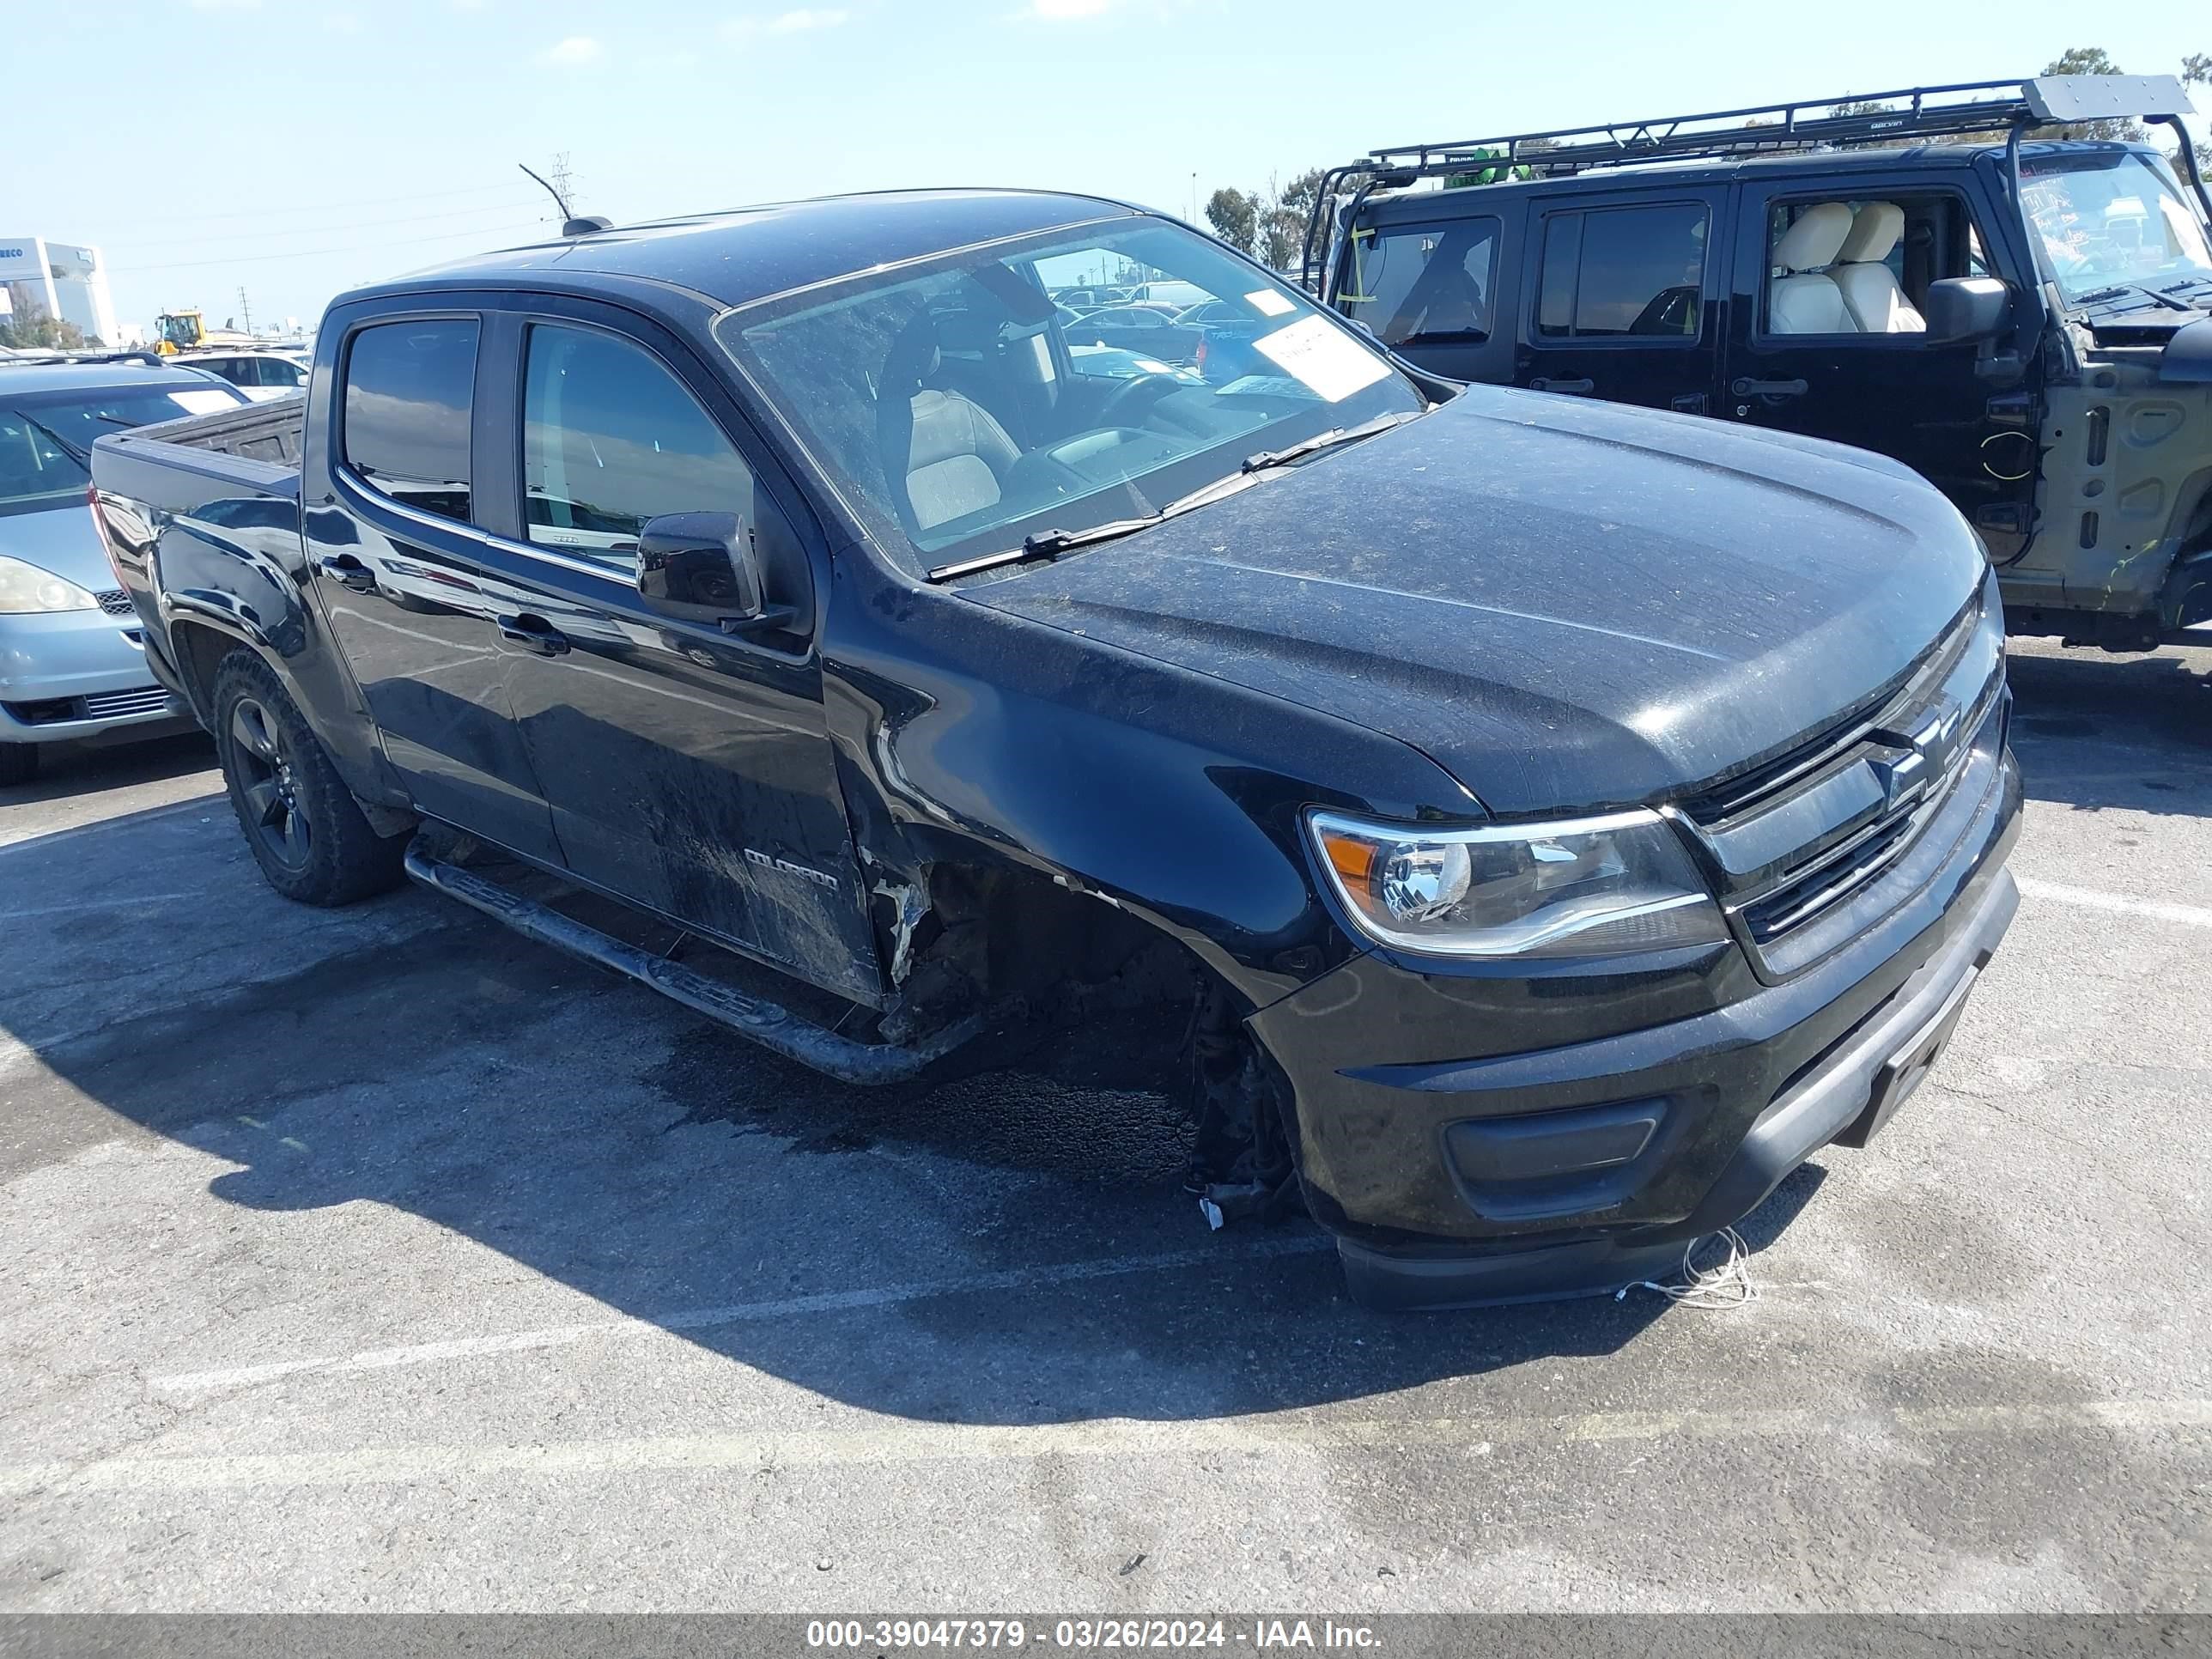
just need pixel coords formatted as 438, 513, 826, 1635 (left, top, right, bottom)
1832, 202, 1925, 333
1769, 202, 1856, 335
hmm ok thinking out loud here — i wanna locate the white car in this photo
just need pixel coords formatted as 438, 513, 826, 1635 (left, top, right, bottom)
176, 351, 310, 403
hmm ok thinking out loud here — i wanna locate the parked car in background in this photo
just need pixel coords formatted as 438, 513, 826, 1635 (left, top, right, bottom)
1065, 343, 1206, 386
0, 361, 248, 783
179, 350, 311, 402
1061, 304, 1204, 362
1053, 285, 1134, 310
93, 188, 2018, 1309
1126, 279, 1209, 310
1176, 299, 1249, 328
1308, 75, 2212, 653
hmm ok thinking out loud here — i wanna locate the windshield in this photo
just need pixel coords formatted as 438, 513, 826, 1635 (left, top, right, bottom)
0, 385, 242, 515
716, 219, 1428, 574
2021, 149, 2212, 304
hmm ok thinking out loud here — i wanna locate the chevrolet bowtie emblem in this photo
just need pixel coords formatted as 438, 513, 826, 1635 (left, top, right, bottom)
1870, 698, 1963, 814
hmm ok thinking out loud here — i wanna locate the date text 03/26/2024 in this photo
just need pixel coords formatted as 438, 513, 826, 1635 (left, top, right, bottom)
805, 1620, 1382, 1650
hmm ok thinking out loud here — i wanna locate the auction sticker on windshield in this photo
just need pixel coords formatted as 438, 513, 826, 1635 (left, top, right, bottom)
171, 390, 244, 415
1253, 315, 1392, 402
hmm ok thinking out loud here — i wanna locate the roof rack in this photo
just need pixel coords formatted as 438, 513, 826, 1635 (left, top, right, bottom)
0, 349, 171, 369
1299, 74, 2202, 294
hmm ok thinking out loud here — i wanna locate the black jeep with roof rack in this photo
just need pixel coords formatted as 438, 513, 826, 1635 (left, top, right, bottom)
1304, 76, 2212, 652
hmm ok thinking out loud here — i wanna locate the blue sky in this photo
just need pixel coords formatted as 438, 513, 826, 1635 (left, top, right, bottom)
9, 1, 2206, 336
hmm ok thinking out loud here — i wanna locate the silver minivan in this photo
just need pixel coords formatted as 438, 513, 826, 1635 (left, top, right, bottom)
0, 362, 247, 784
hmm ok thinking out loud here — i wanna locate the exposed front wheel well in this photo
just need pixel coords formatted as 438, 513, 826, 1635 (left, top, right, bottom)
889, 855, 1300, 1209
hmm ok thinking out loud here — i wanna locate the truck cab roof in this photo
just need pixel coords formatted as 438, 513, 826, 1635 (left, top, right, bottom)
378, 188, 1146, 315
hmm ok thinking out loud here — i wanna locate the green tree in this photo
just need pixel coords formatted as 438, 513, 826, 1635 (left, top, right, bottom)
2184, 54, 2211, 168
0, 301, 86, 351
1205, 187, 1259, 258
1256, 173, 1306, 272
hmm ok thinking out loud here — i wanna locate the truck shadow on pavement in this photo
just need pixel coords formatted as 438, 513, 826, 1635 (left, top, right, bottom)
0, 779, 1832, 1421
0, 731, 210, 810
2003, 641, 2212, 819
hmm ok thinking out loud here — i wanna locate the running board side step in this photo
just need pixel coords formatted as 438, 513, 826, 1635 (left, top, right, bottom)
403, 843, 983, 1085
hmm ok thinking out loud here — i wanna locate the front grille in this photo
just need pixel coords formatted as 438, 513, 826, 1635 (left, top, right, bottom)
1738, 766, 1950, 943
5, 685, 174, 726
81, 685, 174, 720
95, 588, 134, 617
1674, 594, 2004, 973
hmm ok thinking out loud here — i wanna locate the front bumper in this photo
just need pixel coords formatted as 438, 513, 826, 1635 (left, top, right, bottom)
1249, 738, 2022, 1310
0, 607, 192, 745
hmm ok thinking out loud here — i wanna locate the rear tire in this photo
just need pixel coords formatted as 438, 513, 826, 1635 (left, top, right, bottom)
211, 649, 404, 905
0, 742, 37, 787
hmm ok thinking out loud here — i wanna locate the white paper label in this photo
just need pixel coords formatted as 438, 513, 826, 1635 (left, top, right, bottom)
1251, 315, 1392, 402
1244, 288, 1296, 317
168, 390, 243, 416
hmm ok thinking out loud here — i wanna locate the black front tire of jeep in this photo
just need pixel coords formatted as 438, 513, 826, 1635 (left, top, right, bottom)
0, 742, 38, 787
211, 649, 405, 905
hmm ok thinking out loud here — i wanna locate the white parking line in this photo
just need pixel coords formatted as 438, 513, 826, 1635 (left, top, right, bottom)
153, 1235, 1339, 1395
2017, 876, 2212, 929
6, 1398, 2204, 1499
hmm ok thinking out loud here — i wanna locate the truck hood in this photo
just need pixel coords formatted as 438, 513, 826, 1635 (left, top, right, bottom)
963, 386, 1986, 815
0, 499, 113, 597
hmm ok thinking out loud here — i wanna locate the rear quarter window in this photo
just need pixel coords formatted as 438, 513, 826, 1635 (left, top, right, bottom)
1535, 204, 1709, 338
341, 319, 478, 523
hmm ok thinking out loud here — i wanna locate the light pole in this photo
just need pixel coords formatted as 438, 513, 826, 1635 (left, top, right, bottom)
1188, 171, 1197, 222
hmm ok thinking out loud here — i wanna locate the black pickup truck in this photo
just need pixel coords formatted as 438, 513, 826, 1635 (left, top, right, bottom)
89, 189, 2021, 1308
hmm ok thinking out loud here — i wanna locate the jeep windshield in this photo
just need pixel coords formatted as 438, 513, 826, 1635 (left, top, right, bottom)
718, 220, 1429, 576
2021, 149, 2212, 307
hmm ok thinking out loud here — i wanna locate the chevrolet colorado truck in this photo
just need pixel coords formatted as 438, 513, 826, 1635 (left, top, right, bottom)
89, 190, 2022, 1307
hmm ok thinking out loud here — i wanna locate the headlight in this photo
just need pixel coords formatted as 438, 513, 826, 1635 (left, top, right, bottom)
0, 556, 99, 615
1308, 807, 1728, 958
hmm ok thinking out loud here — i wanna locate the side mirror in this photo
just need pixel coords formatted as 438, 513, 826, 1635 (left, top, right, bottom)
1923, 276, 2011, 343
635, 511, 793, 635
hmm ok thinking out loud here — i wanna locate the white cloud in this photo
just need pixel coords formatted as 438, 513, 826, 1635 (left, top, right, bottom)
539, 34, 602, 64
324, 9, 362, 32
188, 0, 263, 10
1020, 0, 1115, 15
723, 7, 850, 40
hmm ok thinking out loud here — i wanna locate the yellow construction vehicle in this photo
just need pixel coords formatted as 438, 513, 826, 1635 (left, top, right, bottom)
153, 309, 254, 355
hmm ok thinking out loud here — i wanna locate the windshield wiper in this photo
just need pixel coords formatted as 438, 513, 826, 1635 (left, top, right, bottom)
2072, 282, 2194, 313
927, 409, 1425, 582
1238, 410, 1423, 476
6, 410, 92, 469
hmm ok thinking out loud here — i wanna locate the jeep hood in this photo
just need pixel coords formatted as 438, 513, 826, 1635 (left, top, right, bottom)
962, 386, 1986, 816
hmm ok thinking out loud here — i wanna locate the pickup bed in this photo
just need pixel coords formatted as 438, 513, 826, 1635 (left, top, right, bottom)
92, 188, 2022, 1308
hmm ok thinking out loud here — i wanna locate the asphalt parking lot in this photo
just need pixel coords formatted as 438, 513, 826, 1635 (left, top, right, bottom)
1, 636, 2207, 1613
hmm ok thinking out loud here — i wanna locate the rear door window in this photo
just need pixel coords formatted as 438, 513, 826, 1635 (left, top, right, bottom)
1535, 204, 1709, 338
1340, 216, 1500, 345
341, 319, 478, 523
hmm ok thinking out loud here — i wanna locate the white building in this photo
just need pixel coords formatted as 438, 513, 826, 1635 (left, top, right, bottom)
0, 237, 120, 346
